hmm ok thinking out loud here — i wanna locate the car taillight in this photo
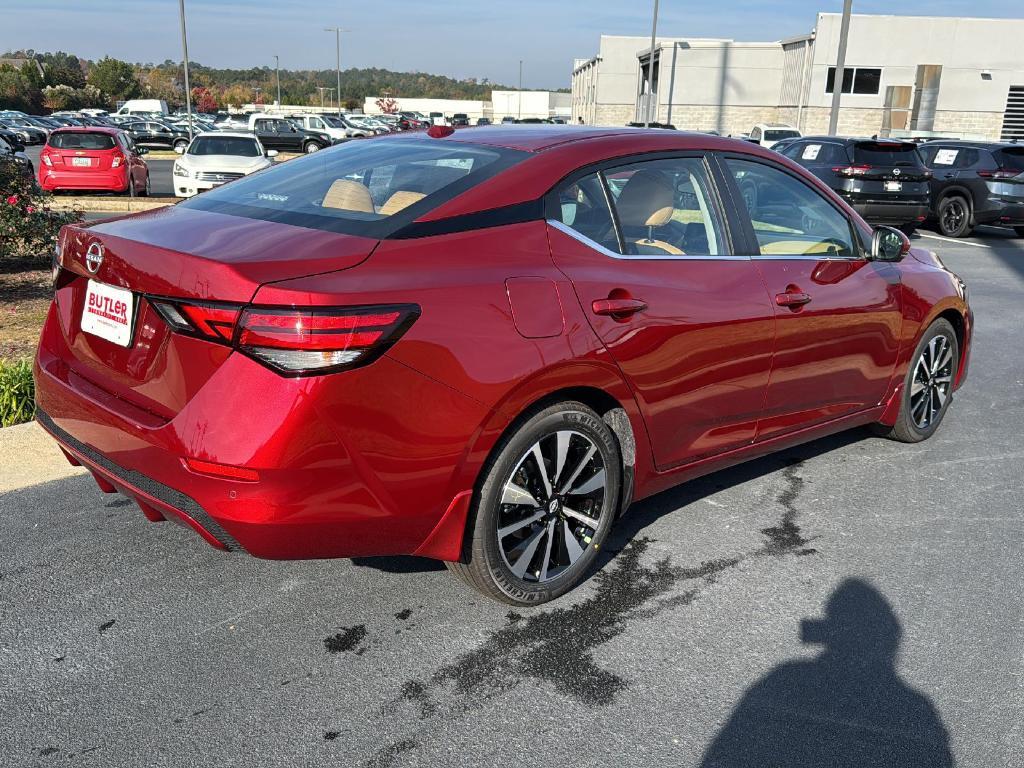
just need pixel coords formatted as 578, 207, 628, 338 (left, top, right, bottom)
832, 165, 871, 178
111, 153, 124, 168
41, 152, 53, 167
150, 299, 419, 376
977, 168, 1022, 180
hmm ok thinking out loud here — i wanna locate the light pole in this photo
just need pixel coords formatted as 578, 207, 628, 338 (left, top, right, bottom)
274, 54, 281, 107
324, 27, 348, 116
645, 0, 660, 126
254, 86, 262, 107
518, 59, 523, 120
177, 0, 193, 140
317, 86, 328, 111
828, 0, 853, 136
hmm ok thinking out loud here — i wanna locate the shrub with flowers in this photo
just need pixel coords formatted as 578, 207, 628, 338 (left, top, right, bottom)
0, 158, 81, 263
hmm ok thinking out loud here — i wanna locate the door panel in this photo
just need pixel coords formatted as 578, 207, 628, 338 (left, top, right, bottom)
547, 157, 776, 469
722, 156, 902, 439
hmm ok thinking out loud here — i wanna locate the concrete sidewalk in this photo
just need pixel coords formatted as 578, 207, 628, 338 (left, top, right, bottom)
0, 420, 86, 493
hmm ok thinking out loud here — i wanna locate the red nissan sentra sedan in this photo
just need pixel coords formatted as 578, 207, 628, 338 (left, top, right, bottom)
35, 126, 972, 605
38, 126, 150, 196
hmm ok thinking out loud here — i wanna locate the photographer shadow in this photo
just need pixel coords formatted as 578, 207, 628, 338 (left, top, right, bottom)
700, 579, 955, 768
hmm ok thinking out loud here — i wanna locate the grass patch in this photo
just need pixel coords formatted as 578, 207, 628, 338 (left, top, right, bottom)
0, 358, 34, 427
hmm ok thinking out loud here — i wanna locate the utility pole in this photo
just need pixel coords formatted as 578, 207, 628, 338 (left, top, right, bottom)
518, 60, 523, 120
317, 86, 327, 111
324, 27, 347, 116
828, 0, 853, 136
178, 0, 193, 140
645, 0, 660, 126
274, 54, 281, 107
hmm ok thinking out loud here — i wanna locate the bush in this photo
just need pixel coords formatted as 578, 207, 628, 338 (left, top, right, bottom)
0, 159, 80, 262
0, 358, 35, 427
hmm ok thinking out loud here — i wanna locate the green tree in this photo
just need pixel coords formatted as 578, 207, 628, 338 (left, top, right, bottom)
44, 61, 86, 89
0, 64, 42, 112
88, 57, 140, 103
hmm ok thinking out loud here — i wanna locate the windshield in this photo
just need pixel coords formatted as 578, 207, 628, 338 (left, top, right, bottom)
323, 116, 345, 128
765, 130, 800, 141
49, 132, 116, 150
181, 138, 526, 237
188, 136, 263, 157
853, 142, 923, 167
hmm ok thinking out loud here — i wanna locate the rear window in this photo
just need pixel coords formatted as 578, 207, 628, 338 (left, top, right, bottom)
180, 138, 526, 237
994, 148, 1024, 171
852, 142, 922, 167
49, 132, 116, 150
765, 130, 800, 141
188, 136, 262, 157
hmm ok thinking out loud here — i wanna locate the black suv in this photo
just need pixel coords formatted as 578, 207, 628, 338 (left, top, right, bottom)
123, 120, 192, 152
779, 136, 930, 231
252, 117, 332, 153
918, 140, 1024, 238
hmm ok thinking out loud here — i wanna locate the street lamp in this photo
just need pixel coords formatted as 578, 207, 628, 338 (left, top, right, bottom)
645, 0, 660, 126
254, 86, 262, 107
177, 0, 193, 140
324, 27, 348, 116
828, 0, 854, 135
317, 86, 328, 111
274, 54, 281, 107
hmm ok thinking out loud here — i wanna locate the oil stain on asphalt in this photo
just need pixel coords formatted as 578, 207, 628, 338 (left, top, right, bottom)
331, 455, 819, 766
324, 624, 367, 654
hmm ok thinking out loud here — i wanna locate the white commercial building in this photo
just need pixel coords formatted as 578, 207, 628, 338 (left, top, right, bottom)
572, 13, 1024, 141
362, 91, 571, 122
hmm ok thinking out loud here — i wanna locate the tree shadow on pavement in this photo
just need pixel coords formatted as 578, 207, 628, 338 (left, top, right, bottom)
698, 578, 955, 767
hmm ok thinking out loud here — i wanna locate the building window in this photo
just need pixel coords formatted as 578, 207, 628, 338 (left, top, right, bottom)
826, 67, 882, 95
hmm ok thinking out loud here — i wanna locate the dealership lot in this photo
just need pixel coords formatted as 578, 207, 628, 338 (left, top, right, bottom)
1, 230, 1022, 766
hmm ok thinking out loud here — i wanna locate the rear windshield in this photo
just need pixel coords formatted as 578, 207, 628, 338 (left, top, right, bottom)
180, 138, 526, 237
853, 142, 922, 167
188, 136, 263, 157
765, 130, 800, 141
994, 147, 1024, 171
49, 132, 116, 150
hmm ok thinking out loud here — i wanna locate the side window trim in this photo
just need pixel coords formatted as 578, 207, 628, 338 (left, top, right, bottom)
545, 151, 744, 261
714, 152, 867, 261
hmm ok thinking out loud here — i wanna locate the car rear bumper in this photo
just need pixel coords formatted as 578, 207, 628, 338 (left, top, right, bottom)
33, 301, 484, 561
849, 200, 929, 225
974, 199, 1024, 226
39, 168, 128, 192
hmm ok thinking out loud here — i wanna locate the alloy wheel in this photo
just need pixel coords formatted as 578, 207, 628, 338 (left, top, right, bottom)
497, 430, 606, 584
941, 199, 966, 236
910, 334, 954, 429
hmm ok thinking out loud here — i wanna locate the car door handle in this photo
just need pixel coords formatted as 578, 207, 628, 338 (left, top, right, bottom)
592, 298, 647, 317
775, 291, 812, 308
942, 172, 957, 179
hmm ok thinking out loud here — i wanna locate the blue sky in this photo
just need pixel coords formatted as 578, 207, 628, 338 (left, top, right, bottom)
3, 1, 1019, 88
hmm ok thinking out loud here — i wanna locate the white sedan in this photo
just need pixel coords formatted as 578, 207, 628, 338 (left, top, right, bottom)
172, 132, 277, 198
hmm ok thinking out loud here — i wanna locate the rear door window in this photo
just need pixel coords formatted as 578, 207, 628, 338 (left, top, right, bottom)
181, 138, 526, 237
550, 172, 620, 253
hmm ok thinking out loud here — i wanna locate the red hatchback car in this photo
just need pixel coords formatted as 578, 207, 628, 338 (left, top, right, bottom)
35, 127, 972, 604
38, 126, 150, 195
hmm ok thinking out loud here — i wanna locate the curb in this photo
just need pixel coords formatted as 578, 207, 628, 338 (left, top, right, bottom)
0, 420, 87, 493
48, 197, 178, 213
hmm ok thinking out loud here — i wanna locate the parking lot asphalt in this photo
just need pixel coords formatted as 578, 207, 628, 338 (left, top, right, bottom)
25, 145, 175, 197
2, 229, 1023, 767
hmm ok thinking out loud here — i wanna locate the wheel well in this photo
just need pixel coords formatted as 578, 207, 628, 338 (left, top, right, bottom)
938, 189, 973, 220
937, 308, 965, 356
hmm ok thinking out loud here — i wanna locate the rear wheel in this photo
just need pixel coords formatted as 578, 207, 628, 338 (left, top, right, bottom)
446, 401, 621, 605
1014, 227, 1024, 238
140, 174, 150, 197
875, 318, 958, 443
937, 196, 972, 238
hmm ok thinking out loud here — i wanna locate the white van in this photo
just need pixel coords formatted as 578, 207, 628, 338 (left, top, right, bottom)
115, 99, 169, 116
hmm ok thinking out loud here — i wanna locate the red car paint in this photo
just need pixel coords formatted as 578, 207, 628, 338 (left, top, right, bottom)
38, 126, 148, 194
34, 127, 972, 564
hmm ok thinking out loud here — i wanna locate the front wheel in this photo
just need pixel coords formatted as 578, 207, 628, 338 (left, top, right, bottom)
303, 142, 321, 153
173, 139, 189, 152
875, 318, 958, 443
447, 401, 621, 605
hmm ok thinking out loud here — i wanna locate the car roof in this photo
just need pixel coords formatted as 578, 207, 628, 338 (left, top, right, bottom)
192, 131, 258, 139
923, 139, 1022, 149
49, 126, 122, 135
796, 135, 918, 145
398, 125, 684, 153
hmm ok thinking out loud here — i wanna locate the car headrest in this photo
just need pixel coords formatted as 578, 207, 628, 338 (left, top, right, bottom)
379, 190, 426, 216
615, 170, 675, 228
322, 179, 375, 213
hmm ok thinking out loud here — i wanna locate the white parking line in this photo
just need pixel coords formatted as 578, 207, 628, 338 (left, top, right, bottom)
916, 232, 991, 249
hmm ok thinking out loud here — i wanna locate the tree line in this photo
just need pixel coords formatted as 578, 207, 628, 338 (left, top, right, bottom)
0, 50, 562, 114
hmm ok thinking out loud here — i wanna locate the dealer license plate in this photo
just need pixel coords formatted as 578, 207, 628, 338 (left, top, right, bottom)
81, 280, 134, 347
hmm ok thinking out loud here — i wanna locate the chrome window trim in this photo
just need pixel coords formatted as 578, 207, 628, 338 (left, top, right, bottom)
546, 219, 751, 262
751, 252, 866, 262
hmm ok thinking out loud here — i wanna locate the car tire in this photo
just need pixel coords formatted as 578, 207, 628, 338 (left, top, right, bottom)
1014, 227, 1024, 238
173, 140, 189, 152
874, 318, 958, 443
303, 142, 321, 153
446, 401, 622, 606
127, 177, 136, 198
140, 175, 150, 197
937, 196, 972, 238
898, 223, 917, 236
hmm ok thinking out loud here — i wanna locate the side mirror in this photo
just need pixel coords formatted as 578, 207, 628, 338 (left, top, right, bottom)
174, 145, 185, 154
266, 149, 279, 157
870, 226, 910, 262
